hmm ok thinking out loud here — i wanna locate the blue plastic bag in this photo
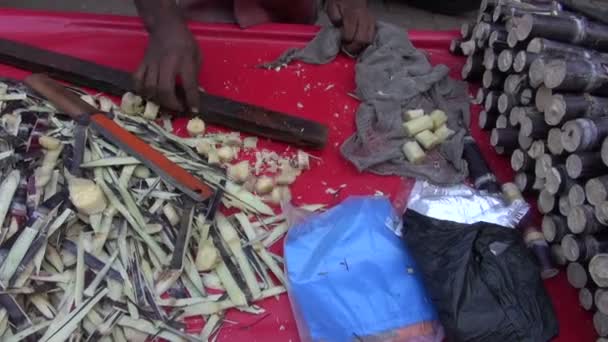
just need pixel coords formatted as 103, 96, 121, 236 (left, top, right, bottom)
285, 197, 442, 342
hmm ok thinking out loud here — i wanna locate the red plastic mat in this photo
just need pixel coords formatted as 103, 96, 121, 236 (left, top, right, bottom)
0, 8, 594, 341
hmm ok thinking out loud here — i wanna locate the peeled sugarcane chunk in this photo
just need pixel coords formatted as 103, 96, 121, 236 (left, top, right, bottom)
435, 124, 455, 143
120, 92, 144, 115
227, 161, 250, 183
255, 177, 274, 195
68, 178, 107, 215
402, 141, 426, 164
404, 109, 424, 121
186, 117, 206, 137
142, 101, 160, 120
195, 240, 220, 272
217, 146, 234, 163
430, 109, 448, 129
195, 140, 213, 156
415, 130, 440, 150
403, 115, 433, 137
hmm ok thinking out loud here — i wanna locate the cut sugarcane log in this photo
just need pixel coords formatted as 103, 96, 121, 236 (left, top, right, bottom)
520, 112, 549, 138
567, 152, 608, 179
535, 86, 553, 113
480, 0, 497, 13
546, 93, 608, 126
520, 88, 535, 106
485, 91, 501, 114
591, 254, 608, 288
515, 13, 608, 52
542, 214, 568, 243
511, 148, 535, 172
515, 172, 535, 193
497, 49, 514, 72
567, 262, 590, 288
580, 287, 597, 311
449, 39, 464, 56
533, 175, 546, 191
529, 140, 547, 159
562, 117, 608, 152
528, 56, 548, 88
478, 110, 497, 130
602, 138, 608, 167
403, 115, 433, 137
483, 48, 498, 70
523, 227, 558, 279
595, 311, 608, 337
538, 189, 556, 214
597, 289, 608, 316
518, 131, 534, 150
489, 30, 509, 51
562, 235, 587, 262
568, 205, 604, 234
462, 53, 484, 80
545, 165, 569, 195
509, 107, 522, 126
496, 114, 509, 128
475, 88, 487, 105
587, 176, 608, 206
475, 22, 499, 43
527, 37, 602, 58
498, 93, 517, 114
482, 70, 505, 89
460, 40, 477, 56
569, 183, 587, 208
491, 127, 519, 151
513, 50, 538, 73
461, 21, 474, 40
404, 109, 424, 121
552, 244, 568, 266
506, 30, 521, 49
402, 141, 426, 164
463, 136, 499, 192
415, 130, 440, 150
544, 59, 608, 95
504, 73, 528, 95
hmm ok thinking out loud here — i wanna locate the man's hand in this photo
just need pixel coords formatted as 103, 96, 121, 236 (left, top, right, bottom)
134, 0, 201, 112
326, 0, 375, 55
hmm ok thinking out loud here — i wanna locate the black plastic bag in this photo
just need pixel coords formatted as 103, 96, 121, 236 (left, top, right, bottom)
402, 210, 558, 342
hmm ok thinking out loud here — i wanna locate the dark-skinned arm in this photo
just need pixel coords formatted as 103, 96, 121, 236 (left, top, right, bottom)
133, 0, 201, 112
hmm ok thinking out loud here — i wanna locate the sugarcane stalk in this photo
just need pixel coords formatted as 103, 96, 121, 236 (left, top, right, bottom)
520, 112, 549, 138
463, 136, 500, 192
527, 37, 608, 59
596, 289, 608, 315
483, 48, 498, 70
490, 30, 509, 51
518, 131, 533, 150
491, 127, 519, 151
462, 53, 484, 80
562, 117, 608, 152
545, 165, 569, 195
513, 50, 538, 73
529, 141, 547, 159
504, 73, 528, 95
515, 172, 535, 193
567, 261, 589, 288
544, 58, 608, 95
496, 115, 509, 128
461, 22, 474, 40
591, 254, 608, 288
569, 183, 587, 209
538, 189, 556, 214
485, 90, 501, 114
460, 40, 477, 56
595, 310, 608, 337
568, 205, 603, 234
587, 176, 608, 206
482, 70, 505, 90
542, 214, 568, 243
520, 88, 535, 106
478, 110, 498, 130
545, 93, 608, 126
515, 13, 608, 52
566, 152, 608, 179
475, 88, 487, 105
449, 39, 464, 56
523, 227, 558, 279
579, 287, 598, 312
498, 93, 517, 114
511, 148, 535, 172
496, 49, 513, 72
552, 244, 567, 266
528, 56, 548, 88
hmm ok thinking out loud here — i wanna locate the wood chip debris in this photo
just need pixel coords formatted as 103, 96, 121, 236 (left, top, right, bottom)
0, 79, 324, 341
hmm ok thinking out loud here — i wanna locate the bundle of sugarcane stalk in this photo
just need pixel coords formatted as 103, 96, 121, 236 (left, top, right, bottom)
0, 78, 321, 341
452, 0, 608, 337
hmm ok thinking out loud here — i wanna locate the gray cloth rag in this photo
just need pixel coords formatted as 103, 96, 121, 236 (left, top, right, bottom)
267, 22, 471, 184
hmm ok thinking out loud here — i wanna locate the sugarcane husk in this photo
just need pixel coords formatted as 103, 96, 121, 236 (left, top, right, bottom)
62, 240, 122, 281
496, 114, 509, 128
567, 152, 608, 179
462, 53, 484, 80
449, 39, 464, 56
586, 176, 608, 206
538, 189, 556, 214
520, 88, 535, 106
568, 205, 604, 234
490, 127, 519, 151
551, 243, 568, 266
547, 128, 565, 155
545, 165, 568, 195
520, 112, 549, 138
518, 131, 534, 150
545, 59, 608, 95
542, 214, 568, 243
596, 289, 608, 315
515, 172, 535, 193
546, 93, 608, 126
484, 91, 501, 114
562, 117, 608, 153
478, 110, 497, 130
591, 254, 608, 288
516, 13, 608, 52
511, 148, 535, 172
482, 70, 505, 90
513, 50, 538, 73
567, 262, 589, 288
463, 136, 500, 193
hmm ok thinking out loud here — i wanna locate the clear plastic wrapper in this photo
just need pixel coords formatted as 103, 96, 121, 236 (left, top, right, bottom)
284, 197, 444, 342
406, 180, 529, 231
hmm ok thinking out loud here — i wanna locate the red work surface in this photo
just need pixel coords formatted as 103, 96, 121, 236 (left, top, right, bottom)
0, 8, 594, 341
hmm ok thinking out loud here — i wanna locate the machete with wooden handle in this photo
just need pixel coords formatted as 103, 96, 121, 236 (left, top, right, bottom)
0, 37, 328, 149
25, 74, 213, 201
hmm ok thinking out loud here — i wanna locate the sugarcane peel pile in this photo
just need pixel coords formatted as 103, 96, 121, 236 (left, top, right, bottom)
401, 109, 454, 164
0, 80, 322, 341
